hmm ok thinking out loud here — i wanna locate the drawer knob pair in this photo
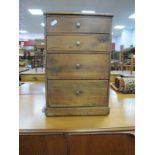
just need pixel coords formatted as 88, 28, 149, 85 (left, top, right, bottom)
76, 22, 81, 28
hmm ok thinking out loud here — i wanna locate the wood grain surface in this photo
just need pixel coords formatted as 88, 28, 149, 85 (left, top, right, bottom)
68, 133, 135, 155
19, 133, 134, 155
46, 15, 112, 34
47, 80, 108, 107
47, 53, 110, 79
46, 34, 111, 51
19, 134, 66, 155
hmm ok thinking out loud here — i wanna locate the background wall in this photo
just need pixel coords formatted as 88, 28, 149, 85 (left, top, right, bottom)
112, 29, 135, 51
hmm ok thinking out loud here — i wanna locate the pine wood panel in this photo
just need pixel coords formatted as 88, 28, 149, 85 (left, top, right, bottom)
47, 80, 108, 107
46, 15, 112, 33
47, 53, 110, 79
46, 34, 110, 51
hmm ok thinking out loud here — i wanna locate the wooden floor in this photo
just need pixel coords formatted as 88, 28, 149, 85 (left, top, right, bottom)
19, 82, 135, 132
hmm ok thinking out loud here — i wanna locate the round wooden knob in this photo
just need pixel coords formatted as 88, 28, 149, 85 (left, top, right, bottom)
75, 90, 81, 96
75, 63, 81, 69
76, 22, 81, 28
76, 41, 80, 46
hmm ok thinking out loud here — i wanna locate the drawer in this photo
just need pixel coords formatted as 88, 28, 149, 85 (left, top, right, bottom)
46, 34, 111, 51
20, 74, 45, 82
46, 15, 112, 33
47, 54, 110, 79
47, 80, 109, 107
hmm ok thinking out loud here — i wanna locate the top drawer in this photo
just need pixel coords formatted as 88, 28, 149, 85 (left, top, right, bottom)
46, 15, 112, 34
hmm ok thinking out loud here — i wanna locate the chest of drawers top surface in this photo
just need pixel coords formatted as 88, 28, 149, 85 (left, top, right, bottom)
45, 13, 112, 116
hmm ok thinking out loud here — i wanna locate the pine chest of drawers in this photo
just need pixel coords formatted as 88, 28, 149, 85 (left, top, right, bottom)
45, 13, 113, 116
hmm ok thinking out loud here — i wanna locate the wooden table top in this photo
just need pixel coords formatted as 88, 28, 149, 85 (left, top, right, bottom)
19, 82, 135, 133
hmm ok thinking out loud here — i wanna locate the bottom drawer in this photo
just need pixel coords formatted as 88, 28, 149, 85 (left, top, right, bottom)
47, 80, 109, 107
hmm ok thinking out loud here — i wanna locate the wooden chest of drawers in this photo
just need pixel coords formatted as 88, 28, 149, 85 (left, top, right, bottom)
45, 13, 113, 116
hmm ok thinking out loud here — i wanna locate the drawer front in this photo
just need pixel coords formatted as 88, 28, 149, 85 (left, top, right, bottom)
47, 80, 108, 107
46, 34, 111, 51
47, 54, 110, 79
21, 75, 45, 82
46, 15, 112, 33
